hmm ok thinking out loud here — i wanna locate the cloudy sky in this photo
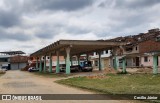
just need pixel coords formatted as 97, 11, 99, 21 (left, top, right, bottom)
0, 0, 160, 54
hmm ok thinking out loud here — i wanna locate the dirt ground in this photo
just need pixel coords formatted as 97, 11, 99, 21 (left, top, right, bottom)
0, 70, 143, 103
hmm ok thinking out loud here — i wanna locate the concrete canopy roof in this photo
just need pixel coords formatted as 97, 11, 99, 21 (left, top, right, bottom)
0, 51, 25, 55
31, 40, 126, 57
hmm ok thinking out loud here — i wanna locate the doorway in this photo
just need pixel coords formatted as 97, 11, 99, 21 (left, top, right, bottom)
157, 56, 159, 66
135, 57, 139, 67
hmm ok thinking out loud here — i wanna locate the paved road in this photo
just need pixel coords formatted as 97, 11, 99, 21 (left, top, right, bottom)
0, 70, 141, 103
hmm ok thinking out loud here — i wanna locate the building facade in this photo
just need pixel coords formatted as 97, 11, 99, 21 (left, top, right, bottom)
91, 50, 111, 69
0, 55, 10, 69
10, 56, 28, 70
110, 28, 160, 69
0, 51, 27, 70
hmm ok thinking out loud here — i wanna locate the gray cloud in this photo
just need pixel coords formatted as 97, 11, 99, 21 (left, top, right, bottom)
10, 34, 31, 41
35, 33, 54, 39
0, 0, 160, 53
19, 45, 35, 48
0, 28, 31, 41
0, 10, 21, 27
99, 0, 160, 9
66, 26, 90, 34
115, 0, 160, 9
97, 0, 160, 37
98, 0, 114, 8
25, 0, 94, 12
33, 24, 63, 39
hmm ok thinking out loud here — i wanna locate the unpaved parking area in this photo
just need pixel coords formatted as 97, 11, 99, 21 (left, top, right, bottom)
0, 70, 142, 103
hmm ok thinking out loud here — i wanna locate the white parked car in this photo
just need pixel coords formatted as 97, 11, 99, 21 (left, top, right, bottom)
0, 68, 6, 73
28, 67, 39, 72
1, 66, 8, 71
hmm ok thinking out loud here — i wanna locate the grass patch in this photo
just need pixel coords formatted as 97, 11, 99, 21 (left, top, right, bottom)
32, 72, 72, 78
56, 74, 160, 102
56, 74, 160, 94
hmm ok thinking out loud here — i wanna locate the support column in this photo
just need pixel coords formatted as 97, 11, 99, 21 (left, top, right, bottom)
49, 53, 52, 73
43, 55, 46, 73
56, 51, 60, 73
36, 57, 38, 69
39, 56, 42, 72
70, 56, 73, 66
66, 47, 71, 74
77, 55, 80, 65
98, 51, 102, 71
116, 56, 119, 69
153, 55, 158, 74
64, 56, 66, 64
86, 53, 89, 62
122, 57, 126, 73
114, 56, 118, 70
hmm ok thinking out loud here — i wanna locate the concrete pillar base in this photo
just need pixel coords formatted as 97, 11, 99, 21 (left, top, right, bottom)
114, 56, 119, 70
153, 55, 158, 74
49, 53, 52, 73
39, 56, 42, 72
122, 57, 126, 73
43, 55, 46, 73
66, 47, 71, 74
56, 51, 60, 73
98, 51, 102, 71
36, 57, 38, 69
77, 55, 80, 66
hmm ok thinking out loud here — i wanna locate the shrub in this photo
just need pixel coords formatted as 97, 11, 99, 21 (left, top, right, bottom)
117, 71, 128, 74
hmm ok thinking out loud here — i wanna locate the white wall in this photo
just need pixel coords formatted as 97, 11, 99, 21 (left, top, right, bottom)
92, 50, 111, 59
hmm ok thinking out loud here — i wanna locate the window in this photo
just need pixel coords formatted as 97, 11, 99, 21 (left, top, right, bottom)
135, 46, 138, 50
48, 57, 50, 59
96, 52, 98, 55
95, 60, 98, 66
125, 47, 133, 52
106, 50, 108, 54
5, 59, 8, 62
105, 50, 108, 54
144, 56, 148, 62
156, 36, 160, 41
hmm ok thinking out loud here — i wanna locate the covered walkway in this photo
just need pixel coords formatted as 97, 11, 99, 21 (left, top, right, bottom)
31, 40, 126, 74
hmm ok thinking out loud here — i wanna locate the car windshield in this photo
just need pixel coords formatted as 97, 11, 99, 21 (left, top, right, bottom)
2, 67, 7, 69
84, 61, 92, 66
